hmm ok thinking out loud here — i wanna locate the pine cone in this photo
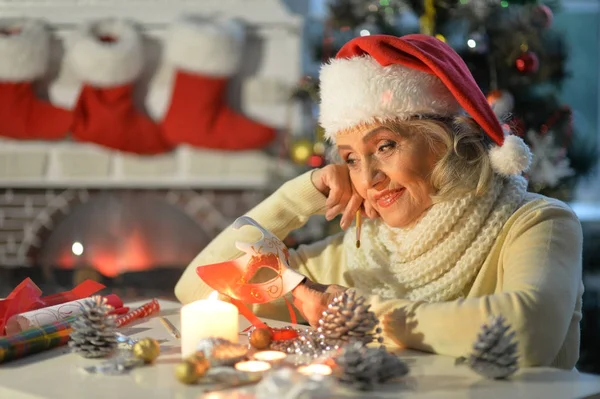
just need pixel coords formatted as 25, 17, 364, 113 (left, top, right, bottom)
468, 315, 519, 379
318, 290, 382, 348
333, 342, 409, 391
196, 338, 248, 367
69, 296, 117, 358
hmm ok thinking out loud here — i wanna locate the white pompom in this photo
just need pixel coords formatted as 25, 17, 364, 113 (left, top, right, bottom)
488, 135, 532, 176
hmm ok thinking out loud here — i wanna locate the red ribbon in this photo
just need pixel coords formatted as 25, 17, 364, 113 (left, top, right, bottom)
230, 296, 299, 341
33, 280, 106, 309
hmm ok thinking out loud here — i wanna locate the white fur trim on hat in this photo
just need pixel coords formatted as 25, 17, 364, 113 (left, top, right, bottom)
489, 134, 532, 176
165, 16, 245, 77
319, 56, 461, 141
0, 18, 50, 82
67, 19, 144, 87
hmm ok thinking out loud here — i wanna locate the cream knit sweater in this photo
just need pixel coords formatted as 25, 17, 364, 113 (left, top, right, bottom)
175, 171, 584, 370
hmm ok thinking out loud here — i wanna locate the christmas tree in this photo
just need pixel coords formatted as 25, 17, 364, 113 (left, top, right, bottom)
293, 0, 597, 201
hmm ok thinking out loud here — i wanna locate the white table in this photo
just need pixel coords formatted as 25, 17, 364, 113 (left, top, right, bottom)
1, 299, 600, 399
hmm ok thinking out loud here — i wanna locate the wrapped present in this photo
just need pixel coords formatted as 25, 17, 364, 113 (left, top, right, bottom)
5, 294, 124, 335
0, 279, 106, 335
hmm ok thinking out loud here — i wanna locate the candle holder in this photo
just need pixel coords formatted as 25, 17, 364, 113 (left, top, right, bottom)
234, 360, 272, 375
297, 364, 333, 376
252, 350, 287, 366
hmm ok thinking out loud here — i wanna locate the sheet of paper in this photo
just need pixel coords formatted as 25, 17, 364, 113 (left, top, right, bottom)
197, 216, 305, 304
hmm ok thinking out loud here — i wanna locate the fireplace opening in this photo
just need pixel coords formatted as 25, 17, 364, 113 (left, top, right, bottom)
36, 191, 210, 278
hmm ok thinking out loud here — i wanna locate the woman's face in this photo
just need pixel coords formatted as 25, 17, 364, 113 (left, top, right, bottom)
336, 124, 440, 228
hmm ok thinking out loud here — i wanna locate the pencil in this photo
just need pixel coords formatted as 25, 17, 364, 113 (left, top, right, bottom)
159, 316, 180, 339
355, 210, 361, 248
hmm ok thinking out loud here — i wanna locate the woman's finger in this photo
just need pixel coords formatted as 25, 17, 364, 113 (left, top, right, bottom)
325, 181, 345, 208
326, 185, 353, 220
364, 199, 379, 219
325, 166, 351, 207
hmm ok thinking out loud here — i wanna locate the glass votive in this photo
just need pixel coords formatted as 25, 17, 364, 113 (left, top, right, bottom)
252, 351, 287, 365
234, 360, 272, 374
297, 364, 333, 376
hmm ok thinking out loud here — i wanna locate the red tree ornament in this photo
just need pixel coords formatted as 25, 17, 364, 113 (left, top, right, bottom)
515, 51, 539, 74
531, 4, 554, 29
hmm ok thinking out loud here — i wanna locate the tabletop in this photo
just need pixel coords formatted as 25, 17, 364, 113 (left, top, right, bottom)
1, 299, 600, 399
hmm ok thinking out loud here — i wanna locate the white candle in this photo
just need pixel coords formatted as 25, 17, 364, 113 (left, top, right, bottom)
297, 364, 333, 376
235, 360, 272, 373
180, 291, 239, 358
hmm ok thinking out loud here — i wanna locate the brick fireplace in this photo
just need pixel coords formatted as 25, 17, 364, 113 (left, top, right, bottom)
0, 187, 265, 271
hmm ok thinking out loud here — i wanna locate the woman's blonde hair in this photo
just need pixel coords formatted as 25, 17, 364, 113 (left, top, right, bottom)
328, 115, 494, 202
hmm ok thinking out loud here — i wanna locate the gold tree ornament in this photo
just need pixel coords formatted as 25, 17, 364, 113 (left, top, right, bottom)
249, 328, 273, 350
133, 338, 161, 364
175, 360, 202, 384
175, 352, 210, 384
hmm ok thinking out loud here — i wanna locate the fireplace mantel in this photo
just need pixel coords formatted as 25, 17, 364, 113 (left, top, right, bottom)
0, 0, 303, 190
0, 0, 304, 26
0, 139, 296, 189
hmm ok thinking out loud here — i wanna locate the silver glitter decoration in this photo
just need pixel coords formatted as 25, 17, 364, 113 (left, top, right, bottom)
255, 368, 335, 399
269, 328, 335, 365
81, 333, 143, 375
82, 353, 144, 375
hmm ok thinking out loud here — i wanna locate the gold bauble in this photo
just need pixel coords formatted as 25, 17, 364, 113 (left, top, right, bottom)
132, 338, 161, 364
175, 360, 201, 385
187, 352, 210, 376
249, 328, 273, 350
290, 139, 313, 164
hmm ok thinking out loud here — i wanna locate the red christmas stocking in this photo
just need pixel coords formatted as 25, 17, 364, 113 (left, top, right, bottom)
67, 19, 171, 154
0, 19, 72, 139
161, 17, 276, 150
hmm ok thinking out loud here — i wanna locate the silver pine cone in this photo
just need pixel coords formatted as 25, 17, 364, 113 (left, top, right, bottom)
318, 290, 382, 349
69, 296, 117, 358
468, 315, 519, 379
333, 342, 409, 391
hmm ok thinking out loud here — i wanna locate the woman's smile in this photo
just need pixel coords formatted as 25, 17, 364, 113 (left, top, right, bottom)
374, 188, 405, 208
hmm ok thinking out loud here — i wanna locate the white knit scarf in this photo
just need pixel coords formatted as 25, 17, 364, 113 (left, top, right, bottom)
344, 174, 528, 302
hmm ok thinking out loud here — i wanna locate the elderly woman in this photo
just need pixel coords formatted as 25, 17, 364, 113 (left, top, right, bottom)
175, 34, 583, 370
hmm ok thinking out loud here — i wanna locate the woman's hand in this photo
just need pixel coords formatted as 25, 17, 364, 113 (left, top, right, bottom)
292, 279, 347, 327
311, 165, 378, 229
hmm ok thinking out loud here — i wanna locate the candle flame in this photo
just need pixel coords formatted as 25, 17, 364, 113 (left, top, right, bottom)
208, 291, 219, 301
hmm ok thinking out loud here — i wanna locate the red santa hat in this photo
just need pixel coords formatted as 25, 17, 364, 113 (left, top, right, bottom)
319, 34, 532, 176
